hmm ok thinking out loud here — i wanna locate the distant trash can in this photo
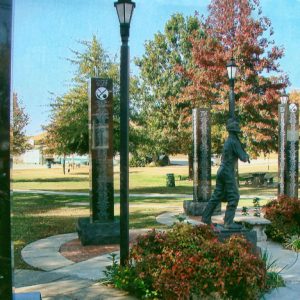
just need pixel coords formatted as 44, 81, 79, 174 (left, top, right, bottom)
166, 173, 175, 187
47, 160, 51, 168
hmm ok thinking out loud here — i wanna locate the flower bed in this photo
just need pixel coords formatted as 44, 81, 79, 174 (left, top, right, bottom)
105, 223, 269, 299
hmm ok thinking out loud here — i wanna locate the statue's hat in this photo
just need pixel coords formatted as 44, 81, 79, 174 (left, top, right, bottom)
226, 118, 241, 133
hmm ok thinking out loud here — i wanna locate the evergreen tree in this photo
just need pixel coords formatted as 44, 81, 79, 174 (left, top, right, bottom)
44, 36, 119, 155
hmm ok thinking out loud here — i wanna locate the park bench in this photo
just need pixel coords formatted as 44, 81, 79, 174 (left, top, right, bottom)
234, 215, 271, 243
264, 175, 274, 185
243, 175, 254, 185
178, 175, 189, 181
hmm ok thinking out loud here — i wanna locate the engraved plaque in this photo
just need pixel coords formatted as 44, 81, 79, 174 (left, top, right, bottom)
278, 103, 299, 198
89, 78, 114, 222
286, 103, 299, 198
278, 104, 288, 196
192, 108, 211, 202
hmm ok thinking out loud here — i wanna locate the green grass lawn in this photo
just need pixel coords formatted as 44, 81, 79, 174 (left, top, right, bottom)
12, 162, 281, 269
13, 164, 280, 196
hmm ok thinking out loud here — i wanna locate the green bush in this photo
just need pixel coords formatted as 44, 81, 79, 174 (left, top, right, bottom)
284, 235, 300, 252
264, 195, 300, 243
106, 223, 268, 299
129, 155, 148, 167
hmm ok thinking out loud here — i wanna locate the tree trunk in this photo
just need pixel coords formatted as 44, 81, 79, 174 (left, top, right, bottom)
188, 152, 193, 180
63, 154, 66, 175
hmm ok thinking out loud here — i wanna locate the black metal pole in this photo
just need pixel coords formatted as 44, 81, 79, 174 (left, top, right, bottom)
0, 1, 13, 299
119, 26, 130, 266
229, 78, 235, 119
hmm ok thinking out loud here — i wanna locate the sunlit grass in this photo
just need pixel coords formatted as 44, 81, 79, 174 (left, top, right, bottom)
12, 162, 281, 196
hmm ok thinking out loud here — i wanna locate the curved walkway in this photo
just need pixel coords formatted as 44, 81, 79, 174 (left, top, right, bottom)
16, 230, 148, 299
13, 188, 275, 200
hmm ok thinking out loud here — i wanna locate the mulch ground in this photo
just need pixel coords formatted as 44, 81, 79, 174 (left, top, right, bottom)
60, 231, 145, 263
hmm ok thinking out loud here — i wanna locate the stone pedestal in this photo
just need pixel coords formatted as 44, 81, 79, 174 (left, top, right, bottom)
233, 215, 271, 243
214, 225, 257, 252
77, 217, 120, 246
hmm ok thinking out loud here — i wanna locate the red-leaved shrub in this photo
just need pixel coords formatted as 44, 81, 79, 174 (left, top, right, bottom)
264, 195, 300, 242
129, 223, 266, 299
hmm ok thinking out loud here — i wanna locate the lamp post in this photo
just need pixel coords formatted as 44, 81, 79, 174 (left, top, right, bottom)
280, 89, 289, 105
226, 57, 238, 119
114, 0, 135, 266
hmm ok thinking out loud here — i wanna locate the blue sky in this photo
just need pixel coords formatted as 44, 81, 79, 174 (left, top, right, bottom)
12, 0, 300, 135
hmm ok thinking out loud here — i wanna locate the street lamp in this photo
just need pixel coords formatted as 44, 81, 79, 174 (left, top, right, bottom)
226, 57, 237, 119
280, 89, 289, 104
114, 0, 135, 266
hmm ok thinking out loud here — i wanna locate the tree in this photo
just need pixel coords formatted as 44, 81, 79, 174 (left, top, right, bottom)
132, 14, 201, 164
44, 36, 120, 156
12, 93, 31, 156
289, 90, 300, 105
178, 0, 288, 157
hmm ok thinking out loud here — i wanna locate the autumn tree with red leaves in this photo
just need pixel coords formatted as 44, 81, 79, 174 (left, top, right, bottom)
179, 0, 288, 156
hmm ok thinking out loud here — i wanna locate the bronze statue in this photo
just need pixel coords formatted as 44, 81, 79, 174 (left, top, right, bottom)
202, 118, 250, 229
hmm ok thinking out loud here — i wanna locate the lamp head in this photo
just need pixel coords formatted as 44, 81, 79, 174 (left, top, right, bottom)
114, 0, 135, 26
226, 57, 237, 80
280, 89, 289, 104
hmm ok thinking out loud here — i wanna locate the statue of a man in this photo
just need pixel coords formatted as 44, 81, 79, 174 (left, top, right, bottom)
202, 118, 250, 229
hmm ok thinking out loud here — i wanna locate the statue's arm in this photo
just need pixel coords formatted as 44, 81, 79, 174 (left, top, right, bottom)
234, 140, 249, 162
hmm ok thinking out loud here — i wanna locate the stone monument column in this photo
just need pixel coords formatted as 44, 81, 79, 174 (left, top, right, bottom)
193, 108, 211, 203
184, 108, 220, 216
278, 103, 299, 198
77, 78, 119, 245
90, 78, 114, 222
286, 103, 299, 198
278, 103, 288, 196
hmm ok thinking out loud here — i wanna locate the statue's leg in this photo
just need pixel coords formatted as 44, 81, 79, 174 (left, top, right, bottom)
224, 178, 241, 228
202, 179, 224, 224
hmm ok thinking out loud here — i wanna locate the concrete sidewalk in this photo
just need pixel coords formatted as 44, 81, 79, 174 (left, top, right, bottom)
13, 189, 276, 200
15, 231, 145, 299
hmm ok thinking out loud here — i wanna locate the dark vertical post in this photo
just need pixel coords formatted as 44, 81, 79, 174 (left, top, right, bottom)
120, 31, 129, 266
0, 0, 13, 299
229, 79, 235, 119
